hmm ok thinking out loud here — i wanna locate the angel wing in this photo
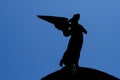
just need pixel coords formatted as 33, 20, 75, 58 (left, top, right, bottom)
37, 15, 71, 37
37, 15, 69, 30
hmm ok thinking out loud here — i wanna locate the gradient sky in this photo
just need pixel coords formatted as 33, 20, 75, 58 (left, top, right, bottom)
0, 0, 120, 80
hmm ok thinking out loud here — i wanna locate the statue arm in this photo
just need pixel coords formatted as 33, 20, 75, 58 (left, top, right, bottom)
79, 24, 87, 34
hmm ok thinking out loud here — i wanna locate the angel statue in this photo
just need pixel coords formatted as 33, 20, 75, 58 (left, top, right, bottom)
37, 14, 87, 68
37, 14, 120, 80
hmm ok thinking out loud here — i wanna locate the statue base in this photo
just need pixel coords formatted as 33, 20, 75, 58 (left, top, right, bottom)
41, 66, 119, 80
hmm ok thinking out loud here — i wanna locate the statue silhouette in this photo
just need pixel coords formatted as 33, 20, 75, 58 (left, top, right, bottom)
37, 14, 87, 67
59, 14, 87, 67
37, 14, 119, 80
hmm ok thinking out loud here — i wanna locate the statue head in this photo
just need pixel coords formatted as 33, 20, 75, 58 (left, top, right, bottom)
69, 14, 80, 23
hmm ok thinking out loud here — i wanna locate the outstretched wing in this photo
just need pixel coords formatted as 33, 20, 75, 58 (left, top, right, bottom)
37, 15, 69, 30
37, 15, 71, 36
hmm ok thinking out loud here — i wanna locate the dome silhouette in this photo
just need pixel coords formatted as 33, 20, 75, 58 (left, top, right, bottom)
41, 67, 119, 80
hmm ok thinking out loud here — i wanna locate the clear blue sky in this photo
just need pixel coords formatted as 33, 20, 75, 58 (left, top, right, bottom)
0, 0, 120, 80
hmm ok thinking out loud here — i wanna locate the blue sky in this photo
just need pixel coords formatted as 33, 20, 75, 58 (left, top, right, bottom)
0, 0, 120, 80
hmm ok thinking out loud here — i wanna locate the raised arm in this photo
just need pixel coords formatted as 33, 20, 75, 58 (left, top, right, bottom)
79, 24, 87, 34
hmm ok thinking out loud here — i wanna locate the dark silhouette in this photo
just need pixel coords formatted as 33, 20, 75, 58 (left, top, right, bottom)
37, 14, 119, 80
37, 15, 69, 35
37, 14, 87, 67
59, 14, 87, 67
41, 67, 120, 80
